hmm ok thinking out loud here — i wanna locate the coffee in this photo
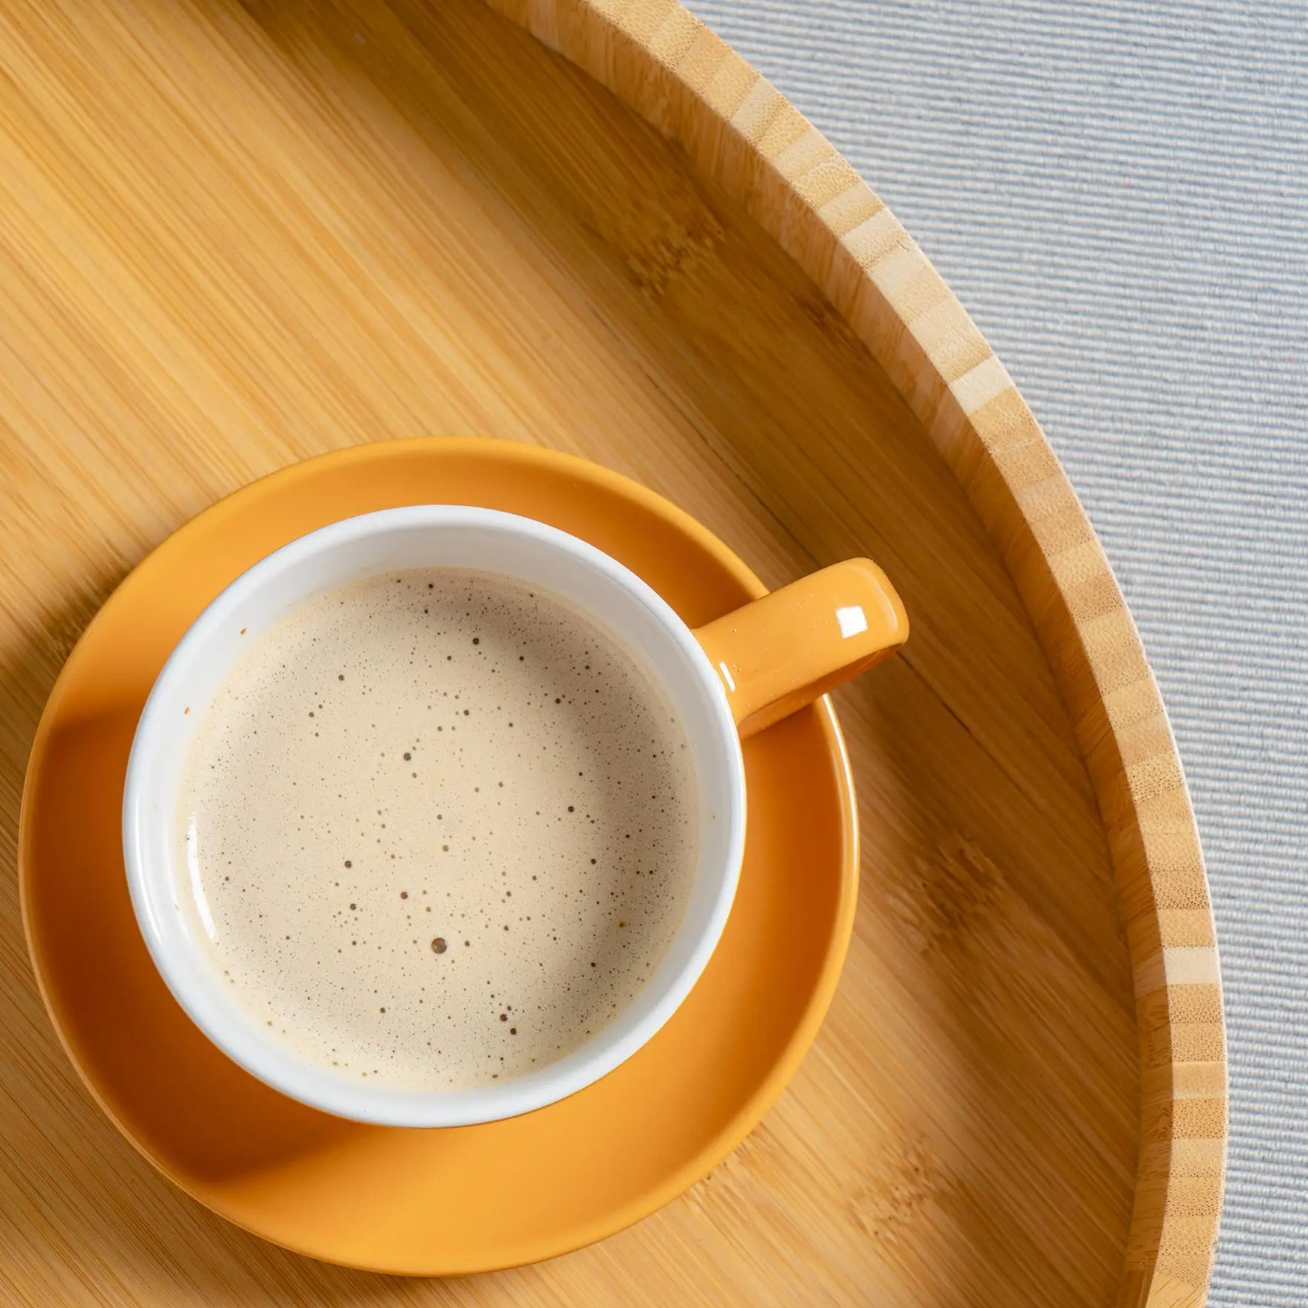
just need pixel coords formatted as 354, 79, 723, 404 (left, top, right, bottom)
176, 568, 699, 1091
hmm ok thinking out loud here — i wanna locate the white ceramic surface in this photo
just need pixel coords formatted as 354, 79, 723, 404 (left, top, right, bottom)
122, 507, 746, 1127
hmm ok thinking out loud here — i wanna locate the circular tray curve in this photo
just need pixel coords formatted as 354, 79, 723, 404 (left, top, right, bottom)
480, 1, 1228, 1302
0, 1, 1225, 1302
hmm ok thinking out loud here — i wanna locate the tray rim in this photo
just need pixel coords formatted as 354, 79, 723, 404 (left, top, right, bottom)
479, 1, 1230, 1303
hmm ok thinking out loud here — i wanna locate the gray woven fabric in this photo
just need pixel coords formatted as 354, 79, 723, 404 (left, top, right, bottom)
687, 2, 1308, 1302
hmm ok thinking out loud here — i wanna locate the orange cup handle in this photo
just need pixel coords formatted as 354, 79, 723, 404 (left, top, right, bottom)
693, 559, 909, 739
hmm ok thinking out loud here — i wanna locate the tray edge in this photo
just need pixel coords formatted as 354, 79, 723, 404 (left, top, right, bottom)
478, 2, 1229, 1303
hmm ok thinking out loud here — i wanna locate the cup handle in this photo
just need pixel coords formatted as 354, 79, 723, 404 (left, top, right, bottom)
693, 559, 909, 739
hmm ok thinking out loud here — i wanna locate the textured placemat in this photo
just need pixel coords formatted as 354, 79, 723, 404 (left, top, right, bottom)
688, 2, 1308, 1303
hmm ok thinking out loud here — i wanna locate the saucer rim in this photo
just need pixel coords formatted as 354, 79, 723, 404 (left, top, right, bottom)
18, 436, 859, 1274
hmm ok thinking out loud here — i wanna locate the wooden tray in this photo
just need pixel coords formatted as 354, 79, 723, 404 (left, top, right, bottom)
0, 1, 1225, 1305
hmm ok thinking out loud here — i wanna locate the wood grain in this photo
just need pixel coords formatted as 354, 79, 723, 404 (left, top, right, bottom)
0, 0, 1222, 1305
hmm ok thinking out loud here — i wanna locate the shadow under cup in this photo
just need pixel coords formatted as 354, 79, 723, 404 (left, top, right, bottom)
122, 505, 746, 1128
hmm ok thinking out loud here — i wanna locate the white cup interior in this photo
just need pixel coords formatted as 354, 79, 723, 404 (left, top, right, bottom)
123, 507, 745, 1126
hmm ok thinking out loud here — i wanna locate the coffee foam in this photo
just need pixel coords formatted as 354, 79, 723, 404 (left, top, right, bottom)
177, 568, 699, 1091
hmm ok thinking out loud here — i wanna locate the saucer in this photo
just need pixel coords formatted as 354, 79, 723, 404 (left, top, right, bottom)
19, 438, 857, 1274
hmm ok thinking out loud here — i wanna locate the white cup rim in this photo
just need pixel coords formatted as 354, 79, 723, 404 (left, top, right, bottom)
122, 506, 746, 1127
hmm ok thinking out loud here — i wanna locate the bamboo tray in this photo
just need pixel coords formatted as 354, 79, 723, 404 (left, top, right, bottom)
0, 1, 1226, 1305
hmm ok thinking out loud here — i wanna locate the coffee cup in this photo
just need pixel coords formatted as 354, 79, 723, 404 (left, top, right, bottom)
123, 504, 906, 1126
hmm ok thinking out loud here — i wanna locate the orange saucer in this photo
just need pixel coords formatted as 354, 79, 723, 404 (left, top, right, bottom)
19, 438, 858, 1274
